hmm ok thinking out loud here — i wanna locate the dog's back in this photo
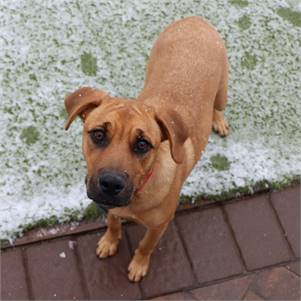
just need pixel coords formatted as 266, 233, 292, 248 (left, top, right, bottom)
139, 16, 228, 155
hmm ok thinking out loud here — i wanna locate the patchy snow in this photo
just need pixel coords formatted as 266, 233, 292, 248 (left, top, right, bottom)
59, 252, 66, 259
0, 0, 300, 240
68, 240, 76, 250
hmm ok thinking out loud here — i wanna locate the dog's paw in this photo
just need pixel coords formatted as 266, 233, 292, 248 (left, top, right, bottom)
212, 110, 229, 137
128, 252, 150, 282
96, 233, 119, 258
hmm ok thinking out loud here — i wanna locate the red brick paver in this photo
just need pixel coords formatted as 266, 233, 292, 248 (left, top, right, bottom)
76, 231, 141, 300
126, 222, 196, 298
190, 275, 254, 300
286, 261, 300, 276
176, 207, 244, 283
250, 266, 301, 300
1, 184, 300, 300
152, 291, 194, 300
1, 248, 29, 300
243, 290, 263, 300
271, 185, 300, 257
25, 238, 85, 300
224, 194, 293, 270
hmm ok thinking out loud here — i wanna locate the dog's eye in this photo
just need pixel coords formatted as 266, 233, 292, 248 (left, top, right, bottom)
133, 138, 152, 155
90, 129, 107, 146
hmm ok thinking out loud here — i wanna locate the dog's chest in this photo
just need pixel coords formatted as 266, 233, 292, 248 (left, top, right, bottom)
110, 207, 141, 224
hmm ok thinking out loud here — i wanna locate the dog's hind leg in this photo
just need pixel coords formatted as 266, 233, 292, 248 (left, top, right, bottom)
96, 213, 121, 258
212, 109, 229, 137
212, 62, 229, 137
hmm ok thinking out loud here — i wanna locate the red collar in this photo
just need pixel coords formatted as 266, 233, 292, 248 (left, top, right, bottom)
135, 168, 154, 193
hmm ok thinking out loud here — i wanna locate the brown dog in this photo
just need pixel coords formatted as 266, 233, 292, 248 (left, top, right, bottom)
64, 16, 229, 282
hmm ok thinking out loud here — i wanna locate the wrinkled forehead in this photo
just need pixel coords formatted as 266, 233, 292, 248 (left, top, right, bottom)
85, 100, 157, 135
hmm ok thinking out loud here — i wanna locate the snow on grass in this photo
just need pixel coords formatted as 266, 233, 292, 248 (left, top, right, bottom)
1, 0, 300, 240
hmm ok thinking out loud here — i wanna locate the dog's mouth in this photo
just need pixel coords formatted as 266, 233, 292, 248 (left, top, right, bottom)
94, 200, 126, 214
87, 189, 132, 208
92, 197, 129, 208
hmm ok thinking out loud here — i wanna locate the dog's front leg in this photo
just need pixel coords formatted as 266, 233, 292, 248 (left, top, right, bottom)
128, 222, 168, 282
96, 212, 121, 258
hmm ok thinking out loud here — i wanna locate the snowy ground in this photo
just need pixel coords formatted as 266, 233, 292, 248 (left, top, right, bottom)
1, 0, 300, 240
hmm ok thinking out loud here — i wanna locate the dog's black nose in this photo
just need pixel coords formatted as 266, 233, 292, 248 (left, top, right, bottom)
99, 170, 127, 196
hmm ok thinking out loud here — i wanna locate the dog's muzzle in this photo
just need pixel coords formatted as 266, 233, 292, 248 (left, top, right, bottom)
87, 169, 133, 210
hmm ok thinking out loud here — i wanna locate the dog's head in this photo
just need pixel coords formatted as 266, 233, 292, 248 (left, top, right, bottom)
65, 87, 188, 209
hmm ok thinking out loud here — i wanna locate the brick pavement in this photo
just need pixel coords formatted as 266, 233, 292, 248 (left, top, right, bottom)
1, 184, 300, 300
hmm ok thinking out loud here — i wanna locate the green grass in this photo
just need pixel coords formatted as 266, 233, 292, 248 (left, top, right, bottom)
81, 52, 97, 76
241, 52, 257, 70
277, 8, 301, 27
83, 201, 102, 220
22, 215, 59, 232
29, 73, 38, 81
180, 176, 300, 204
229, 0, 248, 8
237, 15, 251, 30
20, 126, 40, 145
18, 203, 102, 234
210, 154, 231, 171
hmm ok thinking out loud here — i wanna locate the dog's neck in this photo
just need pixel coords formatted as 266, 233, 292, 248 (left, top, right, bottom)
135, 141, 177, 197
110, 142, 177, 223
135, 167, 154, 193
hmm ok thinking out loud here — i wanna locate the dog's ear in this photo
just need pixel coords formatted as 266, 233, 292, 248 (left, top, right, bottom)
155, 110, 189, 164
64, 87, 109, 130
